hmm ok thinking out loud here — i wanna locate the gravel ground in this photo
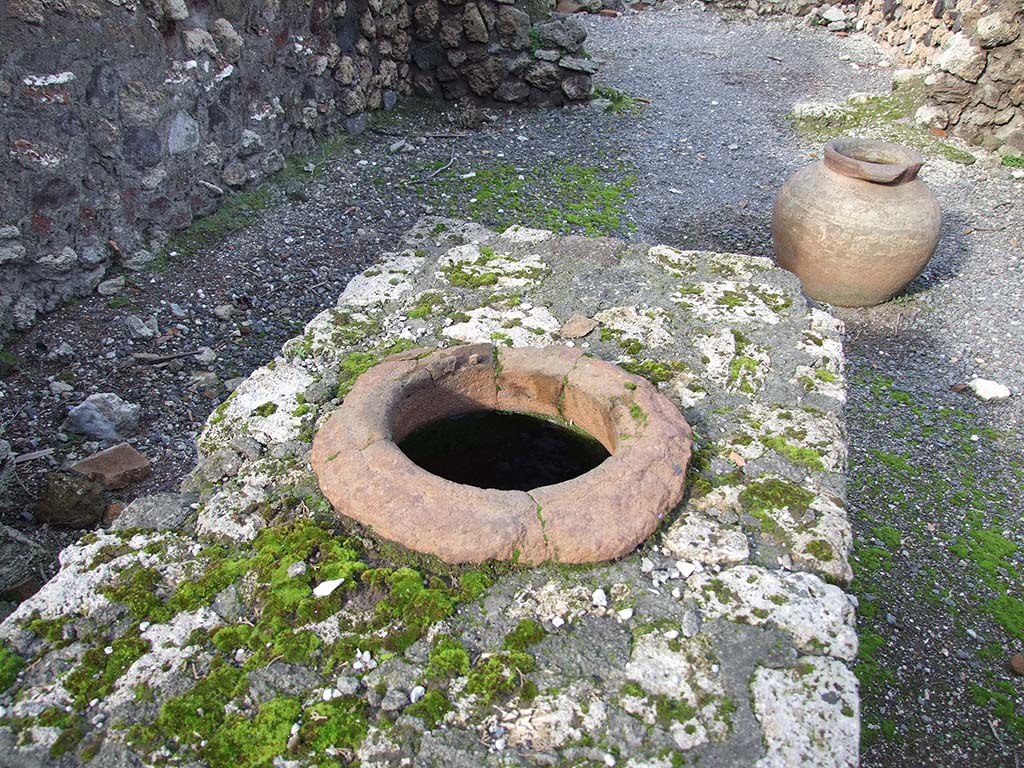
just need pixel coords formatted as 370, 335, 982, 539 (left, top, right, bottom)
1, 7, 1022, 765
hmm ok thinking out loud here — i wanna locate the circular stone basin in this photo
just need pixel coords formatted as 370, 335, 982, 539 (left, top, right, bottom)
311, 344, 693, 564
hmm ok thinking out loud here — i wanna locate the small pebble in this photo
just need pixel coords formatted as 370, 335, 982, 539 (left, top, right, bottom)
592, 588, 608, 608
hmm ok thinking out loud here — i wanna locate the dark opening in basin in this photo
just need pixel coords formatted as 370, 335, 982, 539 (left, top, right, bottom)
397, 410, 611, 491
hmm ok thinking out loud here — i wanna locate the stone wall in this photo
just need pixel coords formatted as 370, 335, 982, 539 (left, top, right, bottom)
409, 1, 597, 105
705, 0, 1024, 151
0, 0, 589, 341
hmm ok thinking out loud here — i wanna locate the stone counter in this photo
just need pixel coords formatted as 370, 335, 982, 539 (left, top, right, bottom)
0, 219, 858, 767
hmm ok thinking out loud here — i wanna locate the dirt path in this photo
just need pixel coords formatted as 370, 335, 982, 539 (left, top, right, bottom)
1, 8, 1021, 765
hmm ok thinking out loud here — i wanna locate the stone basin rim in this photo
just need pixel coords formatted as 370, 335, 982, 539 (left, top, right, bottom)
310, 343, 694, 565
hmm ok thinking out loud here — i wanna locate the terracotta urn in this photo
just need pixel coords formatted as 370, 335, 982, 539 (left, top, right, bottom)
772, 137, 941, 307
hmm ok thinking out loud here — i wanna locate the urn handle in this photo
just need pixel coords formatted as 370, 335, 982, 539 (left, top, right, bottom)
823, 137, 924, 185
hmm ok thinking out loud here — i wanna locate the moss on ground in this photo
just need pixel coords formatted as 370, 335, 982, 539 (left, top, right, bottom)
790, 87, 976, 165
423, 160, 637, 237
592, 84, 646, 115
851, 371, 1024, 752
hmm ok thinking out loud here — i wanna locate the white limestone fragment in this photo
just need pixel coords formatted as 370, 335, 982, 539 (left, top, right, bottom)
661, 514, 750, 566
197, 359, 312, 448
443, 305, 559, 346
673, 279, 788, 326
500, 225, 555, 243
623, 633, 729, 750
968, 377, 1011, 401
690, 565, 857, 660
594, 305, 674, 350
752, 656, 859, 768
339, 250, 425, 307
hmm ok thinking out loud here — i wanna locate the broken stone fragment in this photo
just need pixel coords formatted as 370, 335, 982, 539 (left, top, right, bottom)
162, 0, 189, 21
69, 442, 151, 490
97, 276, 125, 296
0, 523, 48, 599
967, 377, 1010, 401
935, 33, 987, 83
1011, 653, 1024, 676
975, 12, 1019, 49
34, 471, 107, 528
208, 18, 243, 60
113, 492, 194, 531
559, 313, 597, 338
63, 393, 141, 440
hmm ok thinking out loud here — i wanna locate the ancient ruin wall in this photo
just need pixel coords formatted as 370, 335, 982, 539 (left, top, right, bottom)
0, 0, 589, 341
712, 0, 1024, 150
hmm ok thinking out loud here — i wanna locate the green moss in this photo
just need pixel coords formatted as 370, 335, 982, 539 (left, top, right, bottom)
336, 351, 382, 399
465, 650, 536, 706
405, 690, 452, 728
160, 185, 274, 265
790, 88, 976, 165
739, 478, 815, 517
299, 697, 369, 757
653, 694, 698, 727
251, 402, 278, 418
592, 84, 644, 115
762, 435, 826, 471
629, 403, 647, 425
427, 160, 637, 237
706, 578, 740, 605
365, 567, 455, 652
1001, 154, 1024, 168
49, 719, 85, 759
134, 662, 248, 752
205, 696, 301, 768
0, 643, 24, 692
987, 594, 1024, 640
212, 624, 256, 654
407, 291, 445, 319
969, 681, 1024, 739
620, 359, 687, 384
727, 356, 760, 394
427, 635, 470, 678
63, 629, 150, 709
442, 263, 500, 288
504, 618, 546, 652
458, 569, 494, 602
620, 680, 645, 698
814, 367, 837, 384
101, 565, 173, 623
330, 311, 383, 347
805, 539, 835, 562
717, 290, 747, 308
868, 449, 914, 474
23, 613, 73, 645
